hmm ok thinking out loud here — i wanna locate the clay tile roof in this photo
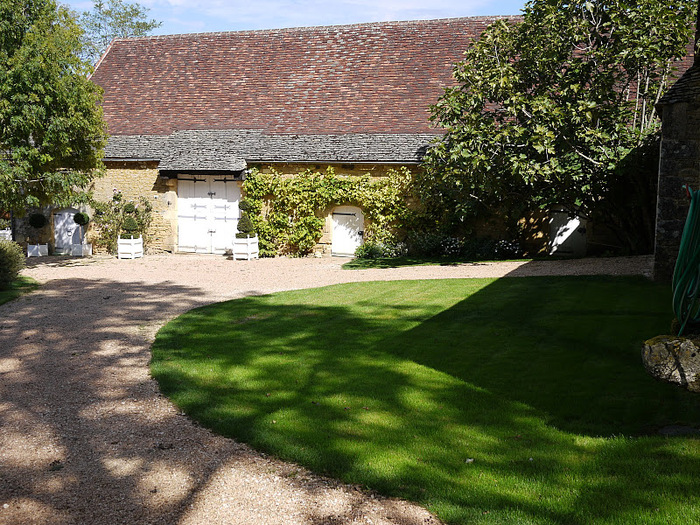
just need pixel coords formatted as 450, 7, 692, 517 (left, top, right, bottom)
90, 17, 517, 137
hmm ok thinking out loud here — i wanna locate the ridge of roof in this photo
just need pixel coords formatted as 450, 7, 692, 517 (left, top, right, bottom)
108, 15, 520, 43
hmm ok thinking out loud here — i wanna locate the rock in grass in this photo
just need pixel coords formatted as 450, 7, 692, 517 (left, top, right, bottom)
642, 336, 700, 393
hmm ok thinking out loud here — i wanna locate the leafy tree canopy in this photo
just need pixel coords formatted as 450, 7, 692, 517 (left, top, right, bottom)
79, 0, 161, 64
421, 0, 696, 252
0, 0, 107, 213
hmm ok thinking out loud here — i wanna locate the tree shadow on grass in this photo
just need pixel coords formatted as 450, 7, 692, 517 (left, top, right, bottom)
151, 276, 700, 524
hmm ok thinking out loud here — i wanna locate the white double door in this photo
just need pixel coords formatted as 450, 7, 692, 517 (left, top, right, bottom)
178, 176, 241, 254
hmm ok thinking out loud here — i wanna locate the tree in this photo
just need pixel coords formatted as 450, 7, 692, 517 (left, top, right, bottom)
421, 0, 695, 253
0, 0, 107, 213
79, 0, 162, 64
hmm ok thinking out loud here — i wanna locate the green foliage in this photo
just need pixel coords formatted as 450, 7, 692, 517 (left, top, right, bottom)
238, 199, 253, 213
0, 240, 25, 290
354, 241, 384, 259
236, 213, 255, 238
73, 212, 90, 226
121, 215, 138, 232
0, 0, 107, 213
28, 213, 48, 229
243, 167, 416, 257
78, 0, 162, 64
91, 192, 152, 253
422, 0, 695, 253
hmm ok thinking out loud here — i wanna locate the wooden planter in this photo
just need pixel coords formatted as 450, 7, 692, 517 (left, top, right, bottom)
117, 236, 143, 259
27, 243, 49, 257
233, 236, 259, 260
70, 243, 93, 257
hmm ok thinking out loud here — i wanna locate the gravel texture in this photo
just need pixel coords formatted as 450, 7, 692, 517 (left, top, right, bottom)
0, 254, 652, 524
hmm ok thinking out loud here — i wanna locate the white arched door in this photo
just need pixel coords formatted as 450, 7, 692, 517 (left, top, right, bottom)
53, 208, 82, 254
332, 206, 364, 256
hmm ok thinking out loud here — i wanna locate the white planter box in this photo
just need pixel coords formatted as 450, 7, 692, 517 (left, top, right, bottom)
27, 243, 49, 257
70, 243, 93, 257
233, 236, 259, 260
0, 229, 11, 241
117, 236, 143, 259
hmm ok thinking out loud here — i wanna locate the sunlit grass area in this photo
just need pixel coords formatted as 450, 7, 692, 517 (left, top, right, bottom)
0, 276, 39, 306
151, 276, 700, 524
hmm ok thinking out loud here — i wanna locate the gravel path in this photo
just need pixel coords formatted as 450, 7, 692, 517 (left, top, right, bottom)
0, 254, 652, 525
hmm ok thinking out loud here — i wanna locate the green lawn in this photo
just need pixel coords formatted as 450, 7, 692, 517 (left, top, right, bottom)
151, 276, 700, 524
0, 276, 38, 306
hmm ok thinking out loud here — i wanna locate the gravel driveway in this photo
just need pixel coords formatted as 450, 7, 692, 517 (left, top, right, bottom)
0, 254, 652, 525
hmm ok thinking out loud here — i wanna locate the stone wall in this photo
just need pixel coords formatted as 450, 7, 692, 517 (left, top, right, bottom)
654, 102, 700, 281
91, 162, 178, 252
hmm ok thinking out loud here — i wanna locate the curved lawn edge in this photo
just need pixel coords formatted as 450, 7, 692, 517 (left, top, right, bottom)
151, 277, 700, 524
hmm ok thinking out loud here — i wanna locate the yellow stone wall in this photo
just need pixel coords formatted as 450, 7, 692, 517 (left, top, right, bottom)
91, 162, 178, 252
91, 162, 418, 255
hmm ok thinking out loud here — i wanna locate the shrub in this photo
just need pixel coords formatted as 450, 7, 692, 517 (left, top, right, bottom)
0, 241, 25, 290
0, 218, 10, 230
441, 236, 464, 257
73, 212, 90, 226
238, 199, 253, 213
28, 213, 48, 229
462, 238, 523, 260
355, 242, 384, 259
354, 240, 409, 259
122, 216, 138, 233
92, 195, 153, 253
406, 231, 445, 257
237, 213, 255, 238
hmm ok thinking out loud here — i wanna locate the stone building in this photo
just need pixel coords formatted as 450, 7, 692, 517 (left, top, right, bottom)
654, 51, 700, 280
88, 17, 511, 255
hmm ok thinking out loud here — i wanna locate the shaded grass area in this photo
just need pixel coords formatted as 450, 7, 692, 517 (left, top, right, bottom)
0, 276, 39, 306
151, 277, 700, 524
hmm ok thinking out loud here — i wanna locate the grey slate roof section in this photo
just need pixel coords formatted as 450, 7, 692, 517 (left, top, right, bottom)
104, 135, 170, 160
658, 65, 700, 106
104, 130, 436, 168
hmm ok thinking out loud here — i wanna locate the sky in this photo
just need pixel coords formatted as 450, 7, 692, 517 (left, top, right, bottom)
62, 0, 528, 35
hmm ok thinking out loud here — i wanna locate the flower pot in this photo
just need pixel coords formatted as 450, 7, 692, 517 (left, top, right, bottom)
233, 235, 259, 260
70, 243, 93, 257
0, 229, 11, 241
117, 236, 143, 259
27, 243, 49, 257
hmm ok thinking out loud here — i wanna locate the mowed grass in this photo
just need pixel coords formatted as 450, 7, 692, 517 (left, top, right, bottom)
151, 276, 700, 524
0, 276, 39, 306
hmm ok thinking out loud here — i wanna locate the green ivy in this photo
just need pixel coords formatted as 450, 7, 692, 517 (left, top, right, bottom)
91, 192, 153, 254
242, 167, 416, 257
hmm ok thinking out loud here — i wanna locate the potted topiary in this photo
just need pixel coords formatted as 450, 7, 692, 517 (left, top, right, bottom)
27, 212, 49, 257
232, 199, 259, 260
117, 212, 143, 259
70, 212, 93, 256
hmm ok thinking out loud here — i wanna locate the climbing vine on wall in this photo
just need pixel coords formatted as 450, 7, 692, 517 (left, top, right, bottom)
242, 167, 416, 257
